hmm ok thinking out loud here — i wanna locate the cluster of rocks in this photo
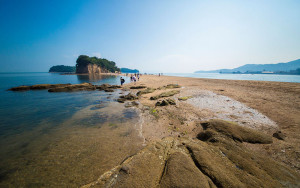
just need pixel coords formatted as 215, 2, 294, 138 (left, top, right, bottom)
155, 98, 176, 106
83, 119, 300, 188
8, 83, 122, 92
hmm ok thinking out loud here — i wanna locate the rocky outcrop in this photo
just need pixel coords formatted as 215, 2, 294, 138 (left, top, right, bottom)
76, 64, 109, 74
8, 84, 71, 91
82, 120, 300, 188
8, 83, 121, 92
155, 98, 176, 106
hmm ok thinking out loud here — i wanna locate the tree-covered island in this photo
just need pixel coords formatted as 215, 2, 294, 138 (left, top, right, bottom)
49, 65, 76, 72
76, 55, 120, 73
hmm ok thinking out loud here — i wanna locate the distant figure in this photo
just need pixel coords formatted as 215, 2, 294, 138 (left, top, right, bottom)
133, 76, 137, 84
130, 74, 133, 82
159, 73, 160, 77
120, 77, 125, 86
137, 74, 140, 81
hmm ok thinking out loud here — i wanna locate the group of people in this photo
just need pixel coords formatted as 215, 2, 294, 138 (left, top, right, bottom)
120, 73, 141, 86
130, 73, 140, 83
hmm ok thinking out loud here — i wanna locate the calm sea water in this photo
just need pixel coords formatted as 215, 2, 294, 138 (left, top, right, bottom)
0, 73, 142, 187
165, 73, 300, 83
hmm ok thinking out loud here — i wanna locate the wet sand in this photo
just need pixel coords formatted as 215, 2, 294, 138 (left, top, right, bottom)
124, 74, 300, 172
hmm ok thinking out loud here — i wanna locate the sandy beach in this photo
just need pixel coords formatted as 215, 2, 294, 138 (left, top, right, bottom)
123, 74, 300, 172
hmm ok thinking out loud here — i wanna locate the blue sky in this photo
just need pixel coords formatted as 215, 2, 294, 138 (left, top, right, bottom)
0, 0, 299, 73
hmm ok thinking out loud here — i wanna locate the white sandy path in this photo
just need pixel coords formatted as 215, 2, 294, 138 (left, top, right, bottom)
182, 89, 278, 131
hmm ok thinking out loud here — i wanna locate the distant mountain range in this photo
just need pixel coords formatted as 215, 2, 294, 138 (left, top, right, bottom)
195, 59, 300, 73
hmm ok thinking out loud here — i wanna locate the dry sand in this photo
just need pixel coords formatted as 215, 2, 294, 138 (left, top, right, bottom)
123, 74, 300, 172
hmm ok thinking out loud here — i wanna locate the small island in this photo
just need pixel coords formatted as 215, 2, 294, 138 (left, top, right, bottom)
49, 65, 76, 73
76, 55, 120, 74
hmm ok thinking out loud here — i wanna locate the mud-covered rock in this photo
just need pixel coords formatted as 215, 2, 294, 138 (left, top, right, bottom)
48, 83, 96, 92
200, 119, 273, 144
160, 152, 213, 188
8, 84, 71, 91
137, 88, 156, 96
178, 96, 193, 101
130, 86, 147, 89
96, 84, 121, 90
150, 90, 180, 100
158, 84, 181, 90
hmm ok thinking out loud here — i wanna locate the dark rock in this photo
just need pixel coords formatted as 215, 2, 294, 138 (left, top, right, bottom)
273, 131, 286, 140
104, 89, 114, 92
117, 98, 126, 103
166, 98, 176, 105
132, 101, 139, 106
130, 86, 147, 89
117, 93, 138, 103
155, 100, 169, 106
120, 166, 130, 174
108, 85, 122, 89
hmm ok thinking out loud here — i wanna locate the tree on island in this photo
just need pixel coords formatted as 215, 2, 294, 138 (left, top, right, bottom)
76, 55, 120, 73
49, 65, 76, 72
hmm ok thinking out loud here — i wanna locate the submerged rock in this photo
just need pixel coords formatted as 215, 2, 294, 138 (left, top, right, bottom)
48, 83, 96, 92
8, 84, 71, 91
117, 93, 138, 103
8, 83, 122, 92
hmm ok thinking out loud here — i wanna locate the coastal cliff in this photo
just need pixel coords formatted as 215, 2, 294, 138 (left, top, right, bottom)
75, 55, 120, 74
76, 63, 109, 74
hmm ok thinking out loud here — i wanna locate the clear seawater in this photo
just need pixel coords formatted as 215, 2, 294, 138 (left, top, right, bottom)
164, 73, 300, 83
0, 72, 143, 187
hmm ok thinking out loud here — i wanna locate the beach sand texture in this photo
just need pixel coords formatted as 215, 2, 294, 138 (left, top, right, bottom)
84, 74, 300, 187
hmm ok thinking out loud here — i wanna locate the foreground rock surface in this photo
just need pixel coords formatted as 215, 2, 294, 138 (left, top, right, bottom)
82, 120, 300, 188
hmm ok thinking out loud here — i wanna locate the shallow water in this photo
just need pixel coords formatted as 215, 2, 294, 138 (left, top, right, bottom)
0, 73, 143, 187
165, 73, 300, 83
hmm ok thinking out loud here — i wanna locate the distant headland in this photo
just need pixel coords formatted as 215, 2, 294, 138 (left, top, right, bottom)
195, 59, 300, 75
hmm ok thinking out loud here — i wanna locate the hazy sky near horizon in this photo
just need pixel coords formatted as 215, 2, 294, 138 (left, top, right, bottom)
0, 0, 300, 73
